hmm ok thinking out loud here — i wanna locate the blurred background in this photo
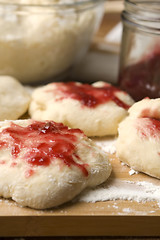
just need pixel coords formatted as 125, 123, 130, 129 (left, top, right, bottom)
0, 0, 123, 86
71, 0, 124, 85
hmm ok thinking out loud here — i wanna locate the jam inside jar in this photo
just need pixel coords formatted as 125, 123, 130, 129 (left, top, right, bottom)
118, 0, 160, 101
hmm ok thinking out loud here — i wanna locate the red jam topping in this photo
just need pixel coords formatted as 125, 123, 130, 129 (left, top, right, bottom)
118, 49, 160, 101
0, 121, 88, 176
137, 118, 160, 139
50, 82, 130, 109
0, 160, 6, 165
25, 169, 35, 178
139, 108, 160, 120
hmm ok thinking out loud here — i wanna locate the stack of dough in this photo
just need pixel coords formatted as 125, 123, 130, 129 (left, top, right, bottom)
0, 76, 115, 209
0, 76, 138, 209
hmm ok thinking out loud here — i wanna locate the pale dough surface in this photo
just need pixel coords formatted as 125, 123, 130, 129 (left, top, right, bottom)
0, 2, 96, 84
0, 76, 30, 120
29, 81, 134, 137
116, 98, 160, 179
0, 119, 111, 209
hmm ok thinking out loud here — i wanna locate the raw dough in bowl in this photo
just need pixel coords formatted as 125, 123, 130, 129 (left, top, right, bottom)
0, 0, 103, 83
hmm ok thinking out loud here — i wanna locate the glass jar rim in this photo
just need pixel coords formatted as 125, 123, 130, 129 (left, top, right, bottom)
0, 0, 105, 8
125, 0, 160, 14
122, 0, 160, 35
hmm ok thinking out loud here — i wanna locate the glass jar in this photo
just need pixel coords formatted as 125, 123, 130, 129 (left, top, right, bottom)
0, 0, 104, 84
118, 0, 160, 101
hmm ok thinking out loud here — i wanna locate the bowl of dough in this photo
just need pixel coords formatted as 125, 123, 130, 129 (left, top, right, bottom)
0, 0, 105, 84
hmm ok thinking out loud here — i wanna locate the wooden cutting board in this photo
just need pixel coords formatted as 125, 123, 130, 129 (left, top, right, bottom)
0, 151, 160, 237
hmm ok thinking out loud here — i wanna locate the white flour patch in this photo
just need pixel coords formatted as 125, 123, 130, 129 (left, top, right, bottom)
92, 137, 117, 154
129, 169, 139, 176
79, 178, 160, 205
121, 162, 126, 166
122, 208, 131, 213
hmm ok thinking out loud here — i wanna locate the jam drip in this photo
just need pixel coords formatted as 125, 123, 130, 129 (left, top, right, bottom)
51, 82, 130, 109
0, 121, 88, 176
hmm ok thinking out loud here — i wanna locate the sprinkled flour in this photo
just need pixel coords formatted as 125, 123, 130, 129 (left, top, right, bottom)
83, 138, 160, 208
92, 136, 117, 154
129, 169, 139, 176
79, 178, 160, 206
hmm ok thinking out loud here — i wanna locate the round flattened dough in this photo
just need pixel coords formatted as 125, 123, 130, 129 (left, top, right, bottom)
0, 119, 111, 209
0, 76, 30, 120
116, 98, 160, 179
29, 81, 134, 137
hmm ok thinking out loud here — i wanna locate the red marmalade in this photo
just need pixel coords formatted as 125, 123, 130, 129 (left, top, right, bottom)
50, 82, 130, 110
0, 121, 88, 176
118, 49, 160, 101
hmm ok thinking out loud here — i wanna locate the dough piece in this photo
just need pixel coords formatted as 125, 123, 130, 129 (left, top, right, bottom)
116, 98, 160, 179
0, 76, 30, 120
0, 119, 111, 209
0, 2, 96, 84
29, 81, 134, 137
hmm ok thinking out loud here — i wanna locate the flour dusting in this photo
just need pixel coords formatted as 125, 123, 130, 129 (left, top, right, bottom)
92, 136, 117, 154
79, 178, 160, 205
86, 137, 160, 210
129, 169, 139, 176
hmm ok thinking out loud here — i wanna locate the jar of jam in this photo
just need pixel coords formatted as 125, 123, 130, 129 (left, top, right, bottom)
118, 0, 160, 101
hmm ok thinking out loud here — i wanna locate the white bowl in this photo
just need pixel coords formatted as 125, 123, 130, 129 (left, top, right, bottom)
0, 0, 105, 84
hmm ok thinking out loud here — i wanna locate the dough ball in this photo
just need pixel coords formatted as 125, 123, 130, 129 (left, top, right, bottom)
116, 98, 160, 179
29, 81, 134, 137
0, 119, 111, 209
0, 76, 30, 120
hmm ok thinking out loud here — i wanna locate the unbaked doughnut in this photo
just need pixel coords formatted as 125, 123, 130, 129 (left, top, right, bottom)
0, 76, 30, 120
0, 119, 111, 209
29, 81, 134, 136
116, 98, 160, 179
